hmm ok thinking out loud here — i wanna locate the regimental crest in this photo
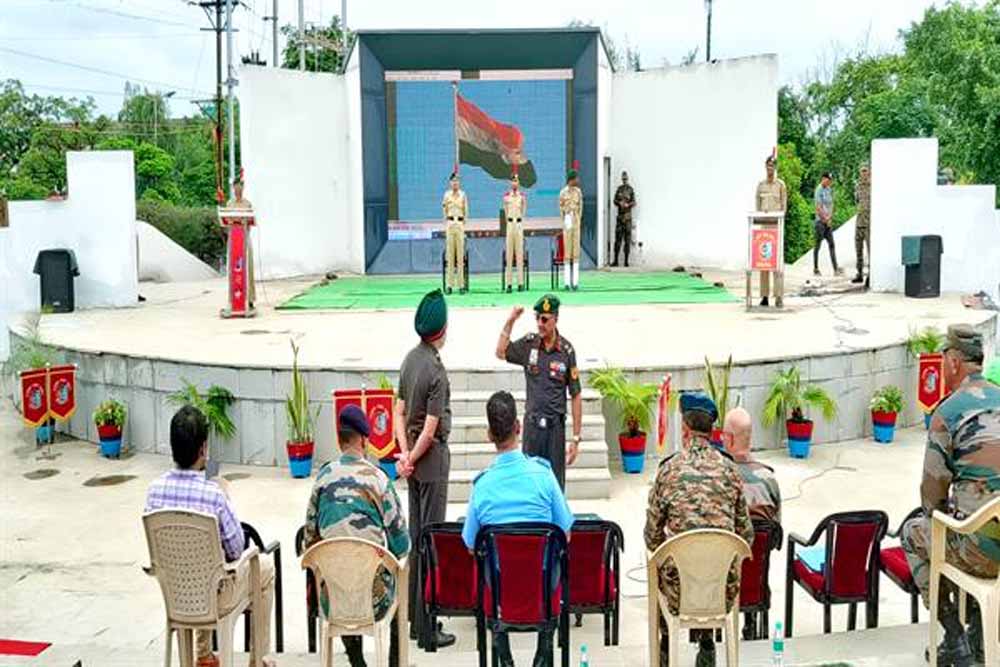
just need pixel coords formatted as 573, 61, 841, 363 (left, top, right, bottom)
27, 384, 44, 411
542, 298, 551, 313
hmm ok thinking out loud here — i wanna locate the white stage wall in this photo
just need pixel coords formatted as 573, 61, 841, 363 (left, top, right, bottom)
596, 41, 613, 266
1, 151, 138, 361
871, 138, 1000, 302
239, 66, 362, 279
609, 55, 778, 269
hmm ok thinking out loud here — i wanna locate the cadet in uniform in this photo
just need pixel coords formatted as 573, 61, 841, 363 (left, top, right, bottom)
302, 405, 410, 667
853, 164, 871, 285
442, 173, 468, 294
645, 393, 753, 667
462, 390, 575, 667
902, 324, 1000, 665
394, 289, 455, 649
502, 173, 527, 293
496, 294, 582, 490
559, 170, 584, 290
754, 155, 787, 307
611, 171, 635, 267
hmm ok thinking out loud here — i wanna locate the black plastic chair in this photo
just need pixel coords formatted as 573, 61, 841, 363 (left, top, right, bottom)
567, 519, 623, 646
550, 234, 565, 290
879, 507, 923, 624
420, 522, 482, 653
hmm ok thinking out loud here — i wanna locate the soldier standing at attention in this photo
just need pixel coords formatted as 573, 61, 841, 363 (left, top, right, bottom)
502, 172, 527, 293
902, 324, 1000, 666
611, 171, 635, 267
394, 289, 456, 649
302, 405, 410, 667
559, 169, 584, 290
442, 173, 468, 294
645, 392, 753, 667
853, 164, 871, 286
495, 294, 582, 490
754, 155, 787, 307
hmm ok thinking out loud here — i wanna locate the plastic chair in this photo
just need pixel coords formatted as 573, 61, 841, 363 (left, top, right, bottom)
567, 519, 624, 646
475, 522, 570, 667
300, 537, 409, 667
241, 523, 284, 653
294, 525, 320, 653
647, 529, 751, 667
550, 234, 565, 290
739, 519, 783, 640
929, 498, 1000, 667
142, 509, 269, 667
878, 508, 923, 625
784, 510, 888, 636
420, 522, 481, 653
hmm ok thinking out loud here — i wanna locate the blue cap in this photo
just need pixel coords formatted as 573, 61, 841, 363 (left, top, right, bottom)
679, 391, 718, 422
338, 405, 370, 437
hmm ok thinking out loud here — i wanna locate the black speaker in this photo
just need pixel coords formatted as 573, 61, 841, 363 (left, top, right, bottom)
33, 249, 79, 313
904, 235, 942, 299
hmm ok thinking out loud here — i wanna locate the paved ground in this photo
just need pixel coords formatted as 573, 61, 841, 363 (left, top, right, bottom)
0, 392, 938, 666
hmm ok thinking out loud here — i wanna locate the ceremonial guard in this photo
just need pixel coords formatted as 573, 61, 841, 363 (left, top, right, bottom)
612, 171, 636, 267
502, 171, 527, 293
442, 173, 468, 294
559, 169, 583, 290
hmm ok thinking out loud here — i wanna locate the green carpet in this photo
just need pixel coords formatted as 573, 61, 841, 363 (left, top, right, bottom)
279, 271, 737, 310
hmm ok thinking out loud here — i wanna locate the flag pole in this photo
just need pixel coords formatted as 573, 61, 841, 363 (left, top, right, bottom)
452, 81, 459, 175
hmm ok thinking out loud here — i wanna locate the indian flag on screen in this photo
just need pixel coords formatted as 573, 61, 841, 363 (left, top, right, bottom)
456, 94, 537, 187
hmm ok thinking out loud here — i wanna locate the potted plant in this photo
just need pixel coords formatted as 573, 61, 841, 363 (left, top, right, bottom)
703, 355, 733, 447
870, 385, 903, 444
907, 326, 945, 428
285, 340, 319, 478
93, 399, 127, 458
589, 366, 658, 473
167, 381, 236, 448
762, 367, 838, 459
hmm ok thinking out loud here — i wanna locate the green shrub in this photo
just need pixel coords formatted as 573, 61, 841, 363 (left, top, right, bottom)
136, 199, 225, 268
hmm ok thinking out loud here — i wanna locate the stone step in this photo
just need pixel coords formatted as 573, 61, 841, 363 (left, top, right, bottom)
448, 440, 609, 471
448, 414, 605, 445
449, 389, 603, 418
440, 467, 612, 502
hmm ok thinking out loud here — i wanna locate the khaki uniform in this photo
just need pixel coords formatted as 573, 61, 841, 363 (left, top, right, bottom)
502, 189, 527, 288
559, 185, 583, 262
753, 178, 787, 301
227, 196, 256, 308
442, 189, 468, 289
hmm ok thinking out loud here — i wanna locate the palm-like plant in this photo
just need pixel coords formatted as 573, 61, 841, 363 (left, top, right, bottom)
762, 367, 837, 427
703, 355, 733, 428
589, 366, 659, 436
167, 381, 237, 440
285, 340, 318, 443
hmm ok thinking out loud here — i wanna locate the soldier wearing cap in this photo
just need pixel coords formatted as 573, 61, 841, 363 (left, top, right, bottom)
645, 392, 753, 667
502, 173, 527, 293
394, 289, 456, 648
902, 324, 1000, 665
495, 294, 582, 489
754, 155, 787, 307
442, 173, 469, 294
853, 163, 871, 286
303, 404, 410, 667
559, 169, 584, 290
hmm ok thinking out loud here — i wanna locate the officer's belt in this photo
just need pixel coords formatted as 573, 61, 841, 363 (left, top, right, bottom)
448, 216, 464, 221
507, 217, 523, 223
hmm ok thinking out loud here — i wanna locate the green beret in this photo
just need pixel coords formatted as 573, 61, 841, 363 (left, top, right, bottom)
534, 294, 560, 316
943, 324, 983, 361
679, 391, 718, 422
566, 169, 578, 181
415, 289, 447, 339
985, 358, 1000, 386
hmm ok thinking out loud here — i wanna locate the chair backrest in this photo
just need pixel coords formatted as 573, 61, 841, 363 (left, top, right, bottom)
569, 519, 624, 607
555, 234, 565, 262
651, 529, 751, 619
301, 537, 402, 628
823, 511, 888, 598
740, 519, 782, 608
143, 509, 228, 624
475, 522, 568, 626
422, 522, 478, 611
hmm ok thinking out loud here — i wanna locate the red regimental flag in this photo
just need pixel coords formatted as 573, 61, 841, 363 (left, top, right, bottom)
47, 365, 77, 422
365, 390, 397, 461
918, 353, 945, 413
657, 375, 671, 454
20, 369, 49, 427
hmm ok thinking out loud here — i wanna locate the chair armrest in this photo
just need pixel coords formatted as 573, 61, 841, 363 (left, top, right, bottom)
142, 565, 154, 576
787, 531, 814, 549
224, 544, 260, 574
932, 503, 1000, 535
261, 540, 280, 556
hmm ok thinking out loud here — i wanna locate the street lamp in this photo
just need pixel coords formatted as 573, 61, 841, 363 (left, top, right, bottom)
705, 0, 713, 62
153, 90, 176, 144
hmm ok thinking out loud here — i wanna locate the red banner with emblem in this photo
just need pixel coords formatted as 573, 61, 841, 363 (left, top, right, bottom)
333, 388, 399, 461
20, 369, 49, 427
656, 375, 671, 454
47, 365, 77, 422
750, 228, 780, 271
918, 353, 945, 413
228, 222, 247, 314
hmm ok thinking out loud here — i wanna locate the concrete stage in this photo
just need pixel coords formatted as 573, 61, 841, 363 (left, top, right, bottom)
9, 267, 996, 500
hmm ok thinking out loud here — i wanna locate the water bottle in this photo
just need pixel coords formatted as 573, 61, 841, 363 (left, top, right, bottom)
771, 621, 784, 666
579, 644, 589, 667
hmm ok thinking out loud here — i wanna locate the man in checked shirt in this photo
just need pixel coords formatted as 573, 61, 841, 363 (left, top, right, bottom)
144, 405, 275, 667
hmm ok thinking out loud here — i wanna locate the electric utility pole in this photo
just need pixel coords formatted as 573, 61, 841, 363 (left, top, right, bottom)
195, 0, 240, 201
263, 0, 278, 68
705, 0, 713, 62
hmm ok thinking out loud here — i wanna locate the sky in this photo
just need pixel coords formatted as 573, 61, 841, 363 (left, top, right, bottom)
1, 0, 971, 118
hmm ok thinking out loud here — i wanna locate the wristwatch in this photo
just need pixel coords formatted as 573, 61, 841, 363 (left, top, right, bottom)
571, 435, 582, 444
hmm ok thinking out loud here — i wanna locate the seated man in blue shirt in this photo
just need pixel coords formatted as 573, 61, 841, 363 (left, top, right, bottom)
462, 390, 575, 667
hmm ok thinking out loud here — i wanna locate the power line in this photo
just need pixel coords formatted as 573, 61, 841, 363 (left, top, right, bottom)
21, 83, 203, 102
44, 0, 194, 27
0, 31, 202, 42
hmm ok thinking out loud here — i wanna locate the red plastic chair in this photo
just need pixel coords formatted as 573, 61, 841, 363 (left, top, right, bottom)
420, 522, 481, 653
784, 510, 888, 636
475, 523, 570, 667
568, 519, 623, 646
879, 507, 923, 624
739, 519, 783, 640
550, 234, 565, 289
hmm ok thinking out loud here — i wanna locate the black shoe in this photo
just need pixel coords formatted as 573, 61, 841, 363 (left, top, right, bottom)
851, 274, 863, 283
459, 287, 468, 294
924, 635, 974, 666
624, 260, 629, 267
759, 297, 769, 307
446, 287, 453, 295
506, 286, 512, 294
574, 612, 583, 628
610, 260, 619, 267
695, 637, 717, 667
813, 268, 821, 276
563, 285, 570, 291
418, 630, 457, 650
967, 604, 985, 664
517, 285, 524, 292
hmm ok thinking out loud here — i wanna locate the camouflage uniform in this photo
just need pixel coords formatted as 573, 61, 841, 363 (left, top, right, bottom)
902, 373, 1000, 606
854, 174, 871, 280
644, 435, 754, 614
303, 453, 411, 619
735, 460, 782, 524
612, 183, 635, 266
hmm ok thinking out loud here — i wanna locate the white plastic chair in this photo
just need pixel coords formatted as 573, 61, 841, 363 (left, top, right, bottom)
647, 528, 751, 667
142, 509, 267, 667
929, 498, 1000, 667
301, 537, 409, 667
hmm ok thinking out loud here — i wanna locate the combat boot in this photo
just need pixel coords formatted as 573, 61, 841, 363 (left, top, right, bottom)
926, 595, 975, 666
966, 600, 985, 664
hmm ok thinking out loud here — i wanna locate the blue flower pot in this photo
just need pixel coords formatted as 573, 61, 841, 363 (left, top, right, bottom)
924, 413, 932, 430
288, 456, 313, 478
100, 438, 123, 458
622, 452, 645, 474
379, 460, 399, 480
786, 420, 813, 459
788, 439, 811, 458
872, 424, 896, 443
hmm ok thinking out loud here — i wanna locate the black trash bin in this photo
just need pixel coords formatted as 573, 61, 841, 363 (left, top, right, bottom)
33, 249, 79, 313
901, 235, 942, 298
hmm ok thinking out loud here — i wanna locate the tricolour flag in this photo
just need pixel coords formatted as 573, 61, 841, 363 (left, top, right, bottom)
456, 94, 537, 187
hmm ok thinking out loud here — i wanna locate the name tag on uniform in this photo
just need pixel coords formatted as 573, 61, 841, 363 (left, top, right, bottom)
529, 349, 539, 366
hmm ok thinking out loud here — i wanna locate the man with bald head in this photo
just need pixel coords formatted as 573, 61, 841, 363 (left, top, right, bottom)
722, 407, 781, 523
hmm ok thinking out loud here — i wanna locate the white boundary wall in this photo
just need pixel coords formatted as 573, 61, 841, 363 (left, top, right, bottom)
596, 43, 613, 266
609, 55, 778, 269
871, 138, 1000, 302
